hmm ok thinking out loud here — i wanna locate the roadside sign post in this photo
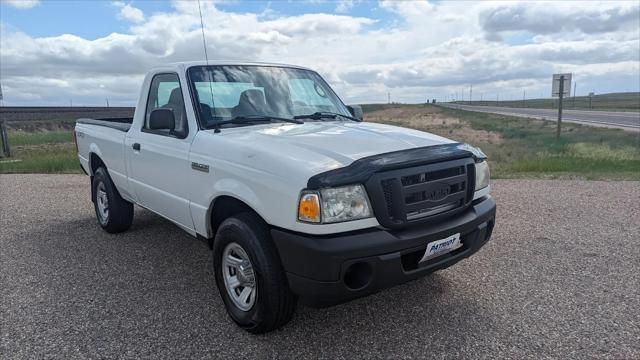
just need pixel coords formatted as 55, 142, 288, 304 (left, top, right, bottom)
552, 73, 572, 139
557, 77, 564, 139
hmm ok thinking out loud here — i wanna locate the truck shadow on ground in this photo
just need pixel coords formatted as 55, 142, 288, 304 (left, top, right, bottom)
31, 208, 498, 357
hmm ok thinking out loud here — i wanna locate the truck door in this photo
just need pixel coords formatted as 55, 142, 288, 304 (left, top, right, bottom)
125, 72, 194, 231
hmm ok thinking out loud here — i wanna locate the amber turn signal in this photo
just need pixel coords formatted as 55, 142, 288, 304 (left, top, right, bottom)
298, 192, 320, 223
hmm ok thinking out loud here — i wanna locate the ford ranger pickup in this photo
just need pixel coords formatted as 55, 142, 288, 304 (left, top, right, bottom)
74, 61, 496, 333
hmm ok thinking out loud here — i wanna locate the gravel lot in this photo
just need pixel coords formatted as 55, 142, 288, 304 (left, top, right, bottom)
1, 175, 638, 358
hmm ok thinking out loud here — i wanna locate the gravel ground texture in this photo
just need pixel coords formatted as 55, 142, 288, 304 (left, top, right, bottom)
1, 175, 639, 359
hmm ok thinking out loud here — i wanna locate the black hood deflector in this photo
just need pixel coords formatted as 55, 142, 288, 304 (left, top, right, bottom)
307, 142, 482, 189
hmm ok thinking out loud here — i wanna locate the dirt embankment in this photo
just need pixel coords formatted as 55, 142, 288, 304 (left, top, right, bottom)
365, 105, 502, 144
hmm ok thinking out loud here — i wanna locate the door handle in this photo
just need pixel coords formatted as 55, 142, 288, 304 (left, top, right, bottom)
132, 143, 140, 151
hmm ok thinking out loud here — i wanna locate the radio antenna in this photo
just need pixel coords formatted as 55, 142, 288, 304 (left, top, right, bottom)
197, 0, 210, 65
197, 0, 220, 133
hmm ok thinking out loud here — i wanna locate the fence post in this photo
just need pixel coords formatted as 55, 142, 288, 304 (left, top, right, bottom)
0, 117, 10, 157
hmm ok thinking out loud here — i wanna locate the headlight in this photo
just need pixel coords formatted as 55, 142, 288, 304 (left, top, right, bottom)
297, 185, 373, 224
321, 185, 372, 223
475, 161, 490, 191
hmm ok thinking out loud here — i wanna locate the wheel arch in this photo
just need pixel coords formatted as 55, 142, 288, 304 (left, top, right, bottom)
206, 195, 268, 249
89, 152, 106, 176
88, 153, 108, 202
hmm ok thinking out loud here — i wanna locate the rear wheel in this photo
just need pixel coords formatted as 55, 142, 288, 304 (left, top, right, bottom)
92, 167, 133, 233
213, 212, 297, 333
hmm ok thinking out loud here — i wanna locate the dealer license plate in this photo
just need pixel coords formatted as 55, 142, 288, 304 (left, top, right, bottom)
419, 233, 462, 262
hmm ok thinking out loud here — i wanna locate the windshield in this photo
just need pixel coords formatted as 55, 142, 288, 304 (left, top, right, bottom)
187, 65, 351, 128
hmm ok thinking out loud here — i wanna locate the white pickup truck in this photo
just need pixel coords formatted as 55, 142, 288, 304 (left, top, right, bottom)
75, 61, 496, 333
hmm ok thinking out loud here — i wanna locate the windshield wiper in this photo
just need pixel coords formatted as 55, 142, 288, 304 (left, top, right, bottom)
215, 115, 303, 126
293, 112, 360, 122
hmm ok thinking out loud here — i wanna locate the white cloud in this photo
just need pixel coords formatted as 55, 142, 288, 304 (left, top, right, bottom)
112, 1, 145, 23
480, 1, 640, 37
0, 0, 638, 106
1, 0, 40, 9
335, 0, 356, 13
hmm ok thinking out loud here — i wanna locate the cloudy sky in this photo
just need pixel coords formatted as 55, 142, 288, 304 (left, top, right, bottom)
1, 0, 638, 106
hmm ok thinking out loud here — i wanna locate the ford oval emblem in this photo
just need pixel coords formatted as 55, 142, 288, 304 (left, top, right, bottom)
426, 183, 450, 201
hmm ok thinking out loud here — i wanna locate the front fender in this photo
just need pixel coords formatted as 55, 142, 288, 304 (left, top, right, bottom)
209, 178, 268, 221
191, 176, 292, 238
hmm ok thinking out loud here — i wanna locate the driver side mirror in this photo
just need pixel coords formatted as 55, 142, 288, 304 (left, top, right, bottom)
347, 105, 363, 121
149, 108, 175, 130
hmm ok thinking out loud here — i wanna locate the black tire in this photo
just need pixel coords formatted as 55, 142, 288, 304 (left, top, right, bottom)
213, 212, 297, 333
92, 166, 133, 233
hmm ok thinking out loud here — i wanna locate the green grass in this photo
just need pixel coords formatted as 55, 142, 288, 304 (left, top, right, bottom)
0, 130, 80, 173
7, 131, 74, 146
437, 106, 640, 179
456, 92, 640, 111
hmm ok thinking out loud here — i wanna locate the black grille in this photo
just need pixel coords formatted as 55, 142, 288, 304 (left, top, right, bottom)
365, 158, 475, 229
381, 179, 395, 216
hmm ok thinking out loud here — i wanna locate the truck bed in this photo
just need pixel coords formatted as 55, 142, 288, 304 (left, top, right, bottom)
75, 117, 133, 200
76, 118, 132, 132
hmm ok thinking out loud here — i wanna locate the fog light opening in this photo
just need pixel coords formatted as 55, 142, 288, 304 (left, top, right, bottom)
343, 262, 372, 291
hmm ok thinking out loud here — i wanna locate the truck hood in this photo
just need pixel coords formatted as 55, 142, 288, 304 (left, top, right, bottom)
206, 121, 456, 180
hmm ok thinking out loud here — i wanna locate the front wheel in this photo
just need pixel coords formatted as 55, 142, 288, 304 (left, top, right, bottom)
92, 166, 133, 233
213, 212, 297, 333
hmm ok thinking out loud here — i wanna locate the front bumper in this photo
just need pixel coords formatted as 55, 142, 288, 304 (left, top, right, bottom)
271, 196, 496, 306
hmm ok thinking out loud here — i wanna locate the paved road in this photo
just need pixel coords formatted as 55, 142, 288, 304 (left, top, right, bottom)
442, 104, 640, 130
1, 175, 639, 358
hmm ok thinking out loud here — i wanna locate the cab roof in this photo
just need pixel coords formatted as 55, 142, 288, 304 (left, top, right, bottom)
151, 61, 314, 73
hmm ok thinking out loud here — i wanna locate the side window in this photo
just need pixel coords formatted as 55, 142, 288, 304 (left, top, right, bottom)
288, 78, 333, 107
144, 73, 188, 138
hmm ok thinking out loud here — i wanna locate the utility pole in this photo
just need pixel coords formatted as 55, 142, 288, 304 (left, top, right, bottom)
70, 100, 73, 107
480, 93, 483, 105
496, 94, 499, 106
387, 92, 390, 104
106, 99, 110, 107
522, 90, 526, 108
572, 82, 577, 108
557, 75, 565, 139
469, 85, 472, 105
